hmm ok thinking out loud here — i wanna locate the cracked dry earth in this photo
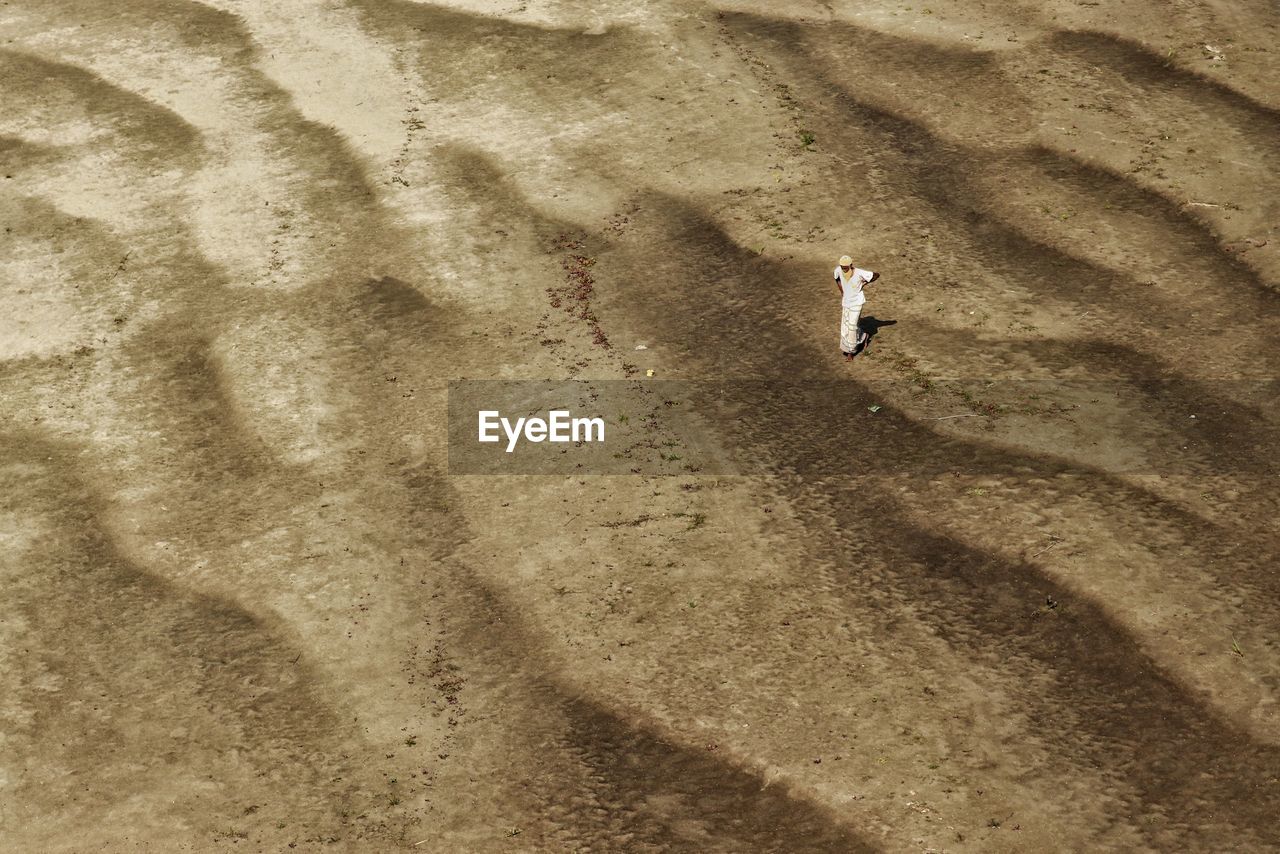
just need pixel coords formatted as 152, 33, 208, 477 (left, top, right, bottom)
2, 0, 1278, 851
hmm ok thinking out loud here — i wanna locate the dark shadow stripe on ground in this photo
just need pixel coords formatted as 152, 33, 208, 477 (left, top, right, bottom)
596, 191, 1280, 847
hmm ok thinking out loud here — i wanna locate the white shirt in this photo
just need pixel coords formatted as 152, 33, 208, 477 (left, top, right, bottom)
835, 266, 874, 308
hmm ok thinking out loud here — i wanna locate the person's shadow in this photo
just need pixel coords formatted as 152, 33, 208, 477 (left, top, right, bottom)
857, 316, 897, 354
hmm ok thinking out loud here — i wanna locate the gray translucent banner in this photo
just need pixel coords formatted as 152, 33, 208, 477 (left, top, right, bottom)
447, 379, 1279, 476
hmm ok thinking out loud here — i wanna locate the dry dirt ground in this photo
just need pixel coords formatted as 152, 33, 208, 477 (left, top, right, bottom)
2, 0, 1278, 851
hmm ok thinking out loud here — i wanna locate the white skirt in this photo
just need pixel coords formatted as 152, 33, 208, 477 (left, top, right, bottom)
840, 304, 865, 353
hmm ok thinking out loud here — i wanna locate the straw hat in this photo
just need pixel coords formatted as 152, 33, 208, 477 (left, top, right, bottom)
838, 255, 853, 267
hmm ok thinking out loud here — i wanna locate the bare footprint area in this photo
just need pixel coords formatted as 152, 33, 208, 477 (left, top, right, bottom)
1, 0, 1277, 851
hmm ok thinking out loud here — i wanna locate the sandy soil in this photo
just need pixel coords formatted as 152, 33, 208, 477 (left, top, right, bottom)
2, 0, 1278, 851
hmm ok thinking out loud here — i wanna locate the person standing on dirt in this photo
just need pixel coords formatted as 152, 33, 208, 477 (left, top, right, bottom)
834, 254, 878, 360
